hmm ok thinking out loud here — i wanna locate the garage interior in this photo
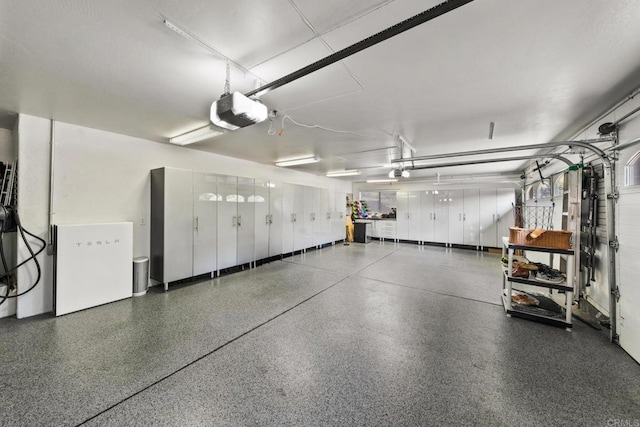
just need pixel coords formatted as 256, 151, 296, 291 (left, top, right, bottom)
1, 0, 640, 425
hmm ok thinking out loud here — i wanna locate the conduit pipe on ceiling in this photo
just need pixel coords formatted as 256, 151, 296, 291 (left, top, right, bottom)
244, 0, 475, 98
406, 154, 574, 170
393, 140, 618, 343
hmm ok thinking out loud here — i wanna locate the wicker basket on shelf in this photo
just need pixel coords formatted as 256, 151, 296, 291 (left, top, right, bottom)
508, 227, 572, 250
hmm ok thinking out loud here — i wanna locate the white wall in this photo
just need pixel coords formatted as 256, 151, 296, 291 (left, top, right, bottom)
15, 115, 351, 318
0, 128, 14, 160
16, 115, 53, 318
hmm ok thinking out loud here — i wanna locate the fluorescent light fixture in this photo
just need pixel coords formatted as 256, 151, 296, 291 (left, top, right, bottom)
211, 92, 268, 131
275, 156, 320, 167
402, 170, 410, 178
169, 125, 223, 145
326, 170, 361, 177
367, 179, 398, 183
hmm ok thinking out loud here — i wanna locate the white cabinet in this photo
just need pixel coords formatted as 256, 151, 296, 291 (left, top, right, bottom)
396, 191, 420, 241
448, 189, 479, 247
463, 189, 480, 247
420, 191, 436, 242
448, 190, 465, 245
496, 188, 515, 243
236, 177, 255, 265
283, 183, 313, 253
150, 167, 217, 290
282, 183, 295, 254
268, 181, 283, 258
217, 176, 256, 269
377, 220, 397, 241
193, 172, 218, 276
313, 187, 331, 247
254, 179, 270, 261
217, 175, 239, 270
297, 185, 312, 251
480, 188, 515, 248
434, 192, 449, 244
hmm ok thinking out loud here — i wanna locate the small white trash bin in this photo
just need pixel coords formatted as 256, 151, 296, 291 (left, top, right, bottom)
132, 256, 149, 296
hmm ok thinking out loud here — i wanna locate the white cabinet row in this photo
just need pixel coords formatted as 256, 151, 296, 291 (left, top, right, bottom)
150, 168, 346, 289
377, 188, 514, 248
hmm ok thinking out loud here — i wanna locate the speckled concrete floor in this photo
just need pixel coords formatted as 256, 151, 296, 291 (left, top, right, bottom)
1, 242, 639, 426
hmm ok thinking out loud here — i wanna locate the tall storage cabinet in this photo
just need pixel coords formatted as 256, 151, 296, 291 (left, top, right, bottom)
151, 167, 217, 291
396, 190, 420, 241
217, 175, 239, 270
479, 188, 515, 248
192, 172, 218, 276
268, 181, 283, 257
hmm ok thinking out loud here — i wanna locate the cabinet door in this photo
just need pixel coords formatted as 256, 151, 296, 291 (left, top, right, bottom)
193, 172, 217, 276
448, 190, 464, 244
281, 183, 295, 253
479, 188, 498, 248
408, 191, 421, 241
237, 177, 255, 265
254, 179, 270, 261
496, 188, 515, 240
396, 191, 410, 240
333, 192, 346, 241
318, 188, 331, 246
299, 186, 314, 250
463, 189, 480, 247
268, 181, 283, 257
162, 168, 194, 282
433, 191, 449, 243
311, 187, 321, 246
420, 191, 435, 242
292, 185, 307, 251
217, 175, 238, 270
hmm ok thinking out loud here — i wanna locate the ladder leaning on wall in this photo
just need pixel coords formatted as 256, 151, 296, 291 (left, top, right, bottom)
0, 161, 17, 206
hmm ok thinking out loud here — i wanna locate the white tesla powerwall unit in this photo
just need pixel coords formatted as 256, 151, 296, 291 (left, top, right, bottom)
54, 222, 133, 316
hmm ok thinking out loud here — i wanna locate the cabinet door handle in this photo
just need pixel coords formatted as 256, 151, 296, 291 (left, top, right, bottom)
194, 216, 199, 231
232, 216, 237, 227
266, 214, 270, 225
237, 215, 242, 227
463, 213, 466, 221
327, 212, 331, 220
433, 213, 436, 220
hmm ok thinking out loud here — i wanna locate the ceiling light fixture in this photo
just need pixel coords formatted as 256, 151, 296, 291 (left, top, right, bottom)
275, 156, 320, 167
169, 125, 224, 145
326, 170, 361, 177
367, 179, 398, 183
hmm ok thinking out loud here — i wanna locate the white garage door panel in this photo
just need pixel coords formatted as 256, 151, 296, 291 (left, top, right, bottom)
617, 184, 640, 363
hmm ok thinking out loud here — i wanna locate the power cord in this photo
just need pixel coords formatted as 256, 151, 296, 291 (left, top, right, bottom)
0, 208, 46, 307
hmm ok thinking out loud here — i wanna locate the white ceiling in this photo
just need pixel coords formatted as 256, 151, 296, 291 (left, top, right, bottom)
2, 0, 640, 182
